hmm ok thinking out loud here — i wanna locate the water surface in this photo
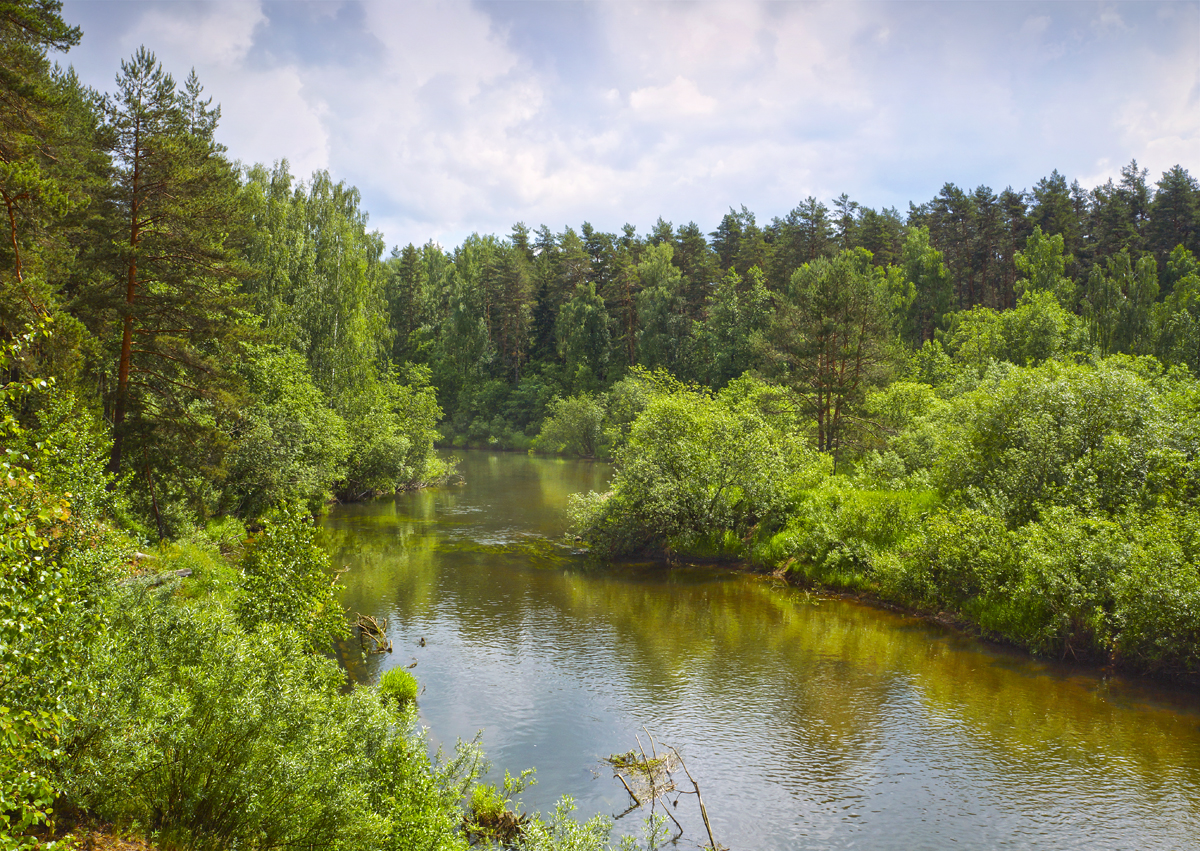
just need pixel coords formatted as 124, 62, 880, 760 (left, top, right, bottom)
326, 450, 1200, 850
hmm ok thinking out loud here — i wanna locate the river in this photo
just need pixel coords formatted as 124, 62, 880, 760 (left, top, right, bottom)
325, 450, 1200, 850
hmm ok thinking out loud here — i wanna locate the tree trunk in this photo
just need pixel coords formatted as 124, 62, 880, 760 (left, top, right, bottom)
109, 148, 140, 477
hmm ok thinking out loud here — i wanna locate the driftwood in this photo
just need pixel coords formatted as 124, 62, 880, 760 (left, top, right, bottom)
354, 613, 392, 653
605, 727, 723, 849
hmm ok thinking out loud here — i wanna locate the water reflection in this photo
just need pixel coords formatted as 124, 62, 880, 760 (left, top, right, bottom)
326, 451, 1200, 850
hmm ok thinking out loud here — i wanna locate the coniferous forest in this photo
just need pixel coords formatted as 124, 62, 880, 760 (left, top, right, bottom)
4, 1, 1200, 848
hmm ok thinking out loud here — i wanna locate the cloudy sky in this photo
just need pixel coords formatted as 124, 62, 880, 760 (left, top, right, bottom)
57, 0, 1199, 251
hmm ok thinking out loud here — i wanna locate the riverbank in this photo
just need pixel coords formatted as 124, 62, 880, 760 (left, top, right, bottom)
765, 560, 1200, 692
568, 365, 1200, 687
584, 520, 1200, 692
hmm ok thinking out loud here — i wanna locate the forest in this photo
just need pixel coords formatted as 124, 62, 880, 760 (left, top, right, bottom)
4, 0, 1200, 848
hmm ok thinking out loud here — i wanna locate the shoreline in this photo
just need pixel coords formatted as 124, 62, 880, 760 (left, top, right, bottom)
602, 547, 1200, 695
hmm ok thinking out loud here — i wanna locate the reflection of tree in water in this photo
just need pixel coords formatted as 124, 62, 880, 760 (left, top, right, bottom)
917, 641, 1200, 814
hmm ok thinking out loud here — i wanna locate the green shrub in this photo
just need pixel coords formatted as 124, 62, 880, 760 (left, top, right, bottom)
468, 782, 506, 824
758, 483, 936, 590
1, 330, 115, 846
532, 394, 607, 458
236, 502, 346, 651
225, 346, 350, 518
572, 386, 817, 556
380, 667, 419, 706
464, 769, 534, 845
61, 592, 475, 851
340, 367, 444, 500
931, 358, 1192, 525
891, 508, 1018, 612
1111, 513, 1200, 672
993, 508, 1127, 655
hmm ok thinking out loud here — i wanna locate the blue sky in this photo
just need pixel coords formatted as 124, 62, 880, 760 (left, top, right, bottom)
58, 1, 1199, 251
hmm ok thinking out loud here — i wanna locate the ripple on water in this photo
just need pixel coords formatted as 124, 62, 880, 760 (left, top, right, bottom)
328, 451, 1200, 851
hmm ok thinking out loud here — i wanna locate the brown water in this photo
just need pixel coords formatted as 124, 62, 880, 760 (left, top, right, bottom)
326, 450, 1200, 850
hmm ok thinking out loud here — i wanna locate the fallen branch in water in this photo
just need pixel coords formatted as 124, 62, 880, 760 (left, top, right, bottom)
354, 613, 392, 653
605, 727, 721, 848
669, 745, 719, 850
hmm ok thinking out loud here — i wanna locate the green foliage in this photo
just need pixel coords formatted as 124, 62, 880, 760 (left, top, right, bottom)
557, 282, 611, 393
943, 290, 1087, 369
515, 797, 620, 851
241, 162, 446, 504
692, 265, 771, 387
0, 326, 116, 847
890, 508, 1018, 612
225, 345, 350, 517
532, 393, 607, 458
1112, 530, 1200, 672
796, 357, 1200, 673
379, 666, 419, 706
0, 706, 60, 849
762, 248, 897, 456
997, 507, 1126, 655
601, 367, 689, 452
580, 337, 1200, 676
1082, 249, 1159, 357
572, 380, 824, 556
635, 243, 689, 373
1014, 226, 1076, 308
250, 166, 391, 398
468, 782, 507, 826
1152, 246, 1200, 372
61, 591, 476, 851
97, 48, 252, 499
899, 225, 952, 345
340, 367, 445, 499
464, 768, 535, 845
930, 357, 1190, 526
7, 20, 1200, 840
0, 0, 85, 345
760, 482, 937, 589
235, 502, 345, 650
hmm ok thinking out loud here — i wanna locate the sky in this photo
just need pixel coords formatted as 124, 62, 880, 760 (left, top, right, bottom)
57, 0, 1200, 252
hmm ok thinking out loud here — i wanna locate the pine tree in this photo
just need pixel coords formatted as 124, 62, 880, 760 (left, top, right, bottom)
1148, 165, 1199, 265
0, 0, 83, 328
99, 48, 249, 501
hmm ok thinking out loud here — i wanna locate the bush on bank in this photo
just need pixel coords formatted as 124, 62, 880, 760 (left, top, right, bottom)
570, 356, 1200, 679
568, 375, 827, 557
60, 590, 476, 851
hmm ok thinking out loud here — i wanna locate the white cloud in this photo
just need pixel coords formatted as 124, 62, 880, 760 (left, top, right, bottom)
136, 1, 263, 65
62, 1, 331, 176
1021, 14, 1051, 37
57, 0, 1200, 248
629, 76, 717, 118
1094, 8, 1129, 33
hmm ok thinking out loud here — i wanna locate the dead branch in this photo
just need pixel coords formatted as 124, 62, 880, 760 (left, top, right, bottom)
669, 746, 719, 851
354, 612, 392, 653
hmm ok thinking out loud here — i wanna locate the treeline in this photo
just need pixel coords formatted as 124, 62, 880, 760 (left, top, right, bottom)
383, 163, 1197, 449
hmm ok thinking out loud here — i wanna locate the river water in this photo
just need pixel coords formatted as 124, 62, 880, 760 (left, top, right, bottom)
326, 450, 1200, 850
